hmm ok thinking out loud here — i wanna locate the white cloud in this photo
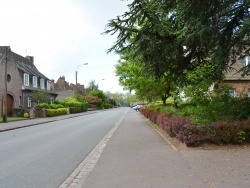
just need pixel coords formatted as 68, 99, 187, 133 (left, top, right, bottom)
0, 0, 130, 93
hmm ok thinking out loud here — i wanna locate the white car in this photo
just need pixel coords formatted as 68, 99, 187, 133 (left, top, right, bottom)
133, 104, 143, 111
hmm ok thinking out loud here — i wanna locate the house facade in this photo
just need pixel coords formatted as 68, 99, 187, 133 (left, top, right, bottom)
0, 46, 57, 116
215, 55, 250, 97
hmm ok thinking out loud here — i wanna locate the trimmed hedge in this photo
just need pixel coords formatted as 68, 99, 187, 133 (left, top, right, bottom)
36, 103, 64, 109
140, 108, 250, 147
81, 102, 88, 112
70, 107, 82, 114
46, 108, 68, 117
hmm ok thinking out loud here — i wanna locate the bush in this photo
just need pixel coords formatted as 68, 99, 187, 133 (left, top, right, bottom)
103, 103, 112, 109
36, 103, 51, 109
54, 99, 65, 105
81, 102, 88, 112
46, 108, 68, 117
140, 107, 250, 146
24, 113, 29, 118
70, 107, 82, 114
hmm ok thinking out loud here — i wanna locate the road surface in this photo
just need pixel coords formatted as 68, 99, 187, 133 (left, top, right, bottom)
0, 108, 128, 188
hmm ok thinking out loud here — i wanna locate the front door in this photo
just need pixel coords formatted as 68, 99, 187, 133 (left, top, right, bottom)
7, 94, 14, 116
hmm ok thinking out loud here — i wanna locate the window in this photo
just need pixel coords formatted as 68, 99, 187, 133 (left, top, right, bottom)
47, 80, 50, 90
19, 96, 22, 106
40, 79, 45, 89
28, 97, 32, 108
33, 76, 38, 88
229, 89, 236, 98
7, 74, 11, 83
50, 98, 54, 104
24, 73, 29, 86
242, 56, 250, 66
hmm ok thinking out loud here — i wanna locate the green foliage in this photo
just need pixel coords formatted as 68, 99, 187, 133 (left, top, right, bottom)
36, 103, 51, 109
237, 131, 246, 144
46, 108, 68, 117
54, 99, 65, 106
86, 80, 99, 94
64, 97, 82, 108
69, 107, 82, 114
146, 94, 250, 125
23, 113, 29, 118
89, 90, 106, 103
36, 103, 64, 109
81, 102, 88, 112
140, 107, 250, 146
64, 97, 88, 112
31, 90, 50, 104
115, 56, 177, 104
105, 0, 250, 104
73, 93, 87, 103
103, 103, 113, 109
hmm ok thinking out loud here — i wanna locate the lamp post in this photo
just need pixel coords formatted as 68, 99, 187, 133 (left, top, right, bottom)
76, 63, 88, 85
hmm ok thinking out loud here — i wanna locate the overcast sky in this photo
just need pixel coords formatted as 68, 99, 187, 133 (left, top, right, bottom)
0, 0, 131, 93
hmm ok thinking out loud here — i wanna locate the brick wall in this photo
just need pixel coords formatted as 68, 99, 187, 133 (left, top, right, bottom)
219, 81, 250, 97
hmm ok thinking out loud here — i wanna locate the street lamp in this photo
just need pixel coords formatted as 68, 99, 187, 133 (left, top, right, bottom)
76, 63, 88, 85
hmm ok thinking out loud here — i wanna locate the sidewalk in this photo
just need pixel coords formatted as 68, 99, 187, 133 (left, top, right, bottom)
78, 109, 250, 188
0, 110, 98, 132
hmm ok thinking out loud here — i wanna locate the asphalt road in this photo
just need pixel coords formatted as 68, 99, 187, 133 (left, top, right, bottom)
0, 108, 128, 188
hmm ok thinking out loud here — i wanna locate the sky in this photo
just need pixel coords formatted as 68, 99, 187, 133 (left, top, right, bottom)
0, 0, 131, 93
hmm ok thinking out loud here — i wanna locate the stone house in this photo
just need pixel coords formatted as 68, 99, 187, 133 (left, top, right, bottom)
0, 46, 57, 116
215, 55, 250, 97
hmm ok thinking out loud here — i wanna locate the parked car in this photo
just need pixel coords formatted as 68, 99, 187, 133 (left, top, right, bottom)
133, 104, 143, 111
130, 104, 137, 108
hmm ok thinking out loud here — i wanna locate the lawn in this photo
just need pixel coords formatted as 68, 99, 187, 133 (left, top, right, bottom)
0, 116, 28, 123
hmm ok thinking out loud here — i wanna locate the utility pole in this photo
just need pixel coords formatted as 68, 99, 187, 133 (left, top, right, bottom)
2, 46, 10, 123
75, 70, 78, 85
76, 63, 88, 85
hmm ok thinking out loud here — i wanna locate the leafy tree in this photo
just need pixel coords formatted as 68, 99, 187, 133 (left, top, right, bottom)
115, 53, 178, 105
176, 0, 250, 74
86, 80, 99, 94
89, 90, 106, 103
105, 0, 250, 84
31, 90, 50, 104
73, 93, 87, 103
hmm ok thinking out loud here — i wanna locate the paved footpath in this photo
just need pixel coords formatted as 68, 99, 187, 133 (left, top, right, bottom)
0, 111, 98, 132
78, 109, 250, 188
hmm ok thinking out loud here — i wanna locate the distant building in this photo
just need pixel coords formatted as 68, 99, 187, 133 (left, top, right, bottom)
212, 55, 250, 97
50, 76, 86, 100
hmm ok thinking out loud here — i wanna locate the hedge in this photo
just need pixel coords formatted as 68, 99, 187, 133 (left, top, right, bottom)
70, 107, 82, 114
140, 108, 250, 147
46, 108, 68, 117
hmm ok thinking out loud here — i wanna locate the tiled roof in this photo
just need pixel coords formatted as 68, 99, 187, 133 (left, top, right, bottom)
12, 52, 49, 80
56, 90, 75, 100
0, 46, 49, 80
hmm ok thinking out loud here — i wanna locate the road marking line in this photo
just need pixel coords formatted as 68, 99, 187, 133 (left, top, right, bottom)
59, 109, 128, 188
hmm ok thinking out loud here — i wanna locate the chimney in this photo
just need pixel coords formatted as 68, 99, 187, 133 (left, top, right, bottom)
26, 56, 34, 64
50, 79, 55, 91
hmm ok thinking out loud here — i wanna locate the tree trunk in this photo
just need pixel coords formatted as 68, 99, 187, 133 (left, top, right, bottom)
162, 96, 167, 106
